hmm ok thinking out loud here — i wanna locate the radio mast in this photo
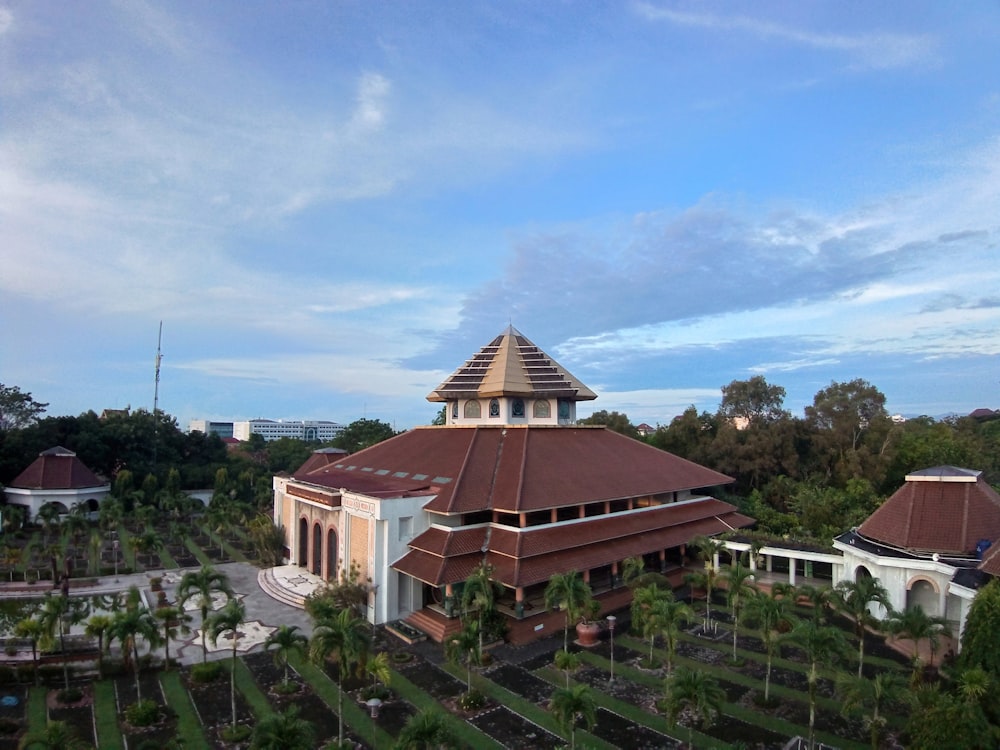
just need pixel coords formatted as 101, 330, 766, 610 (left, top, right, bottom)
153, 321, 163, 472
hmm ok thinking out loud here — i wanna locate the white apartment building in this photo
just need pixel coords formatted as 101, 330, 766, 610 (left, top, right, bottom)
189, 419, 345, 442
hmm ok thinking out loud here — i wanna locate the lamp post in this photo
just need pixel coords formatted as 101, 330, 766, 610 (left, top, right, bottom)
112, 538, 120, 582
366, 697, 382, 749
607, 614, 616, 686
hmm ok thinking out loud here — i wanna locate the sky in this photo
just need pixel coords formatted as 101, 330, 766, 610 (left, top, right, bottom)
1, 1, 998, 433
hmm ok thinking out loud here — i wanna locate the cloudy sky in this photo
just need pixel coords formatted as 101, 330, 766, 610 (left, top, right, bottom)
2, 1, 998, 432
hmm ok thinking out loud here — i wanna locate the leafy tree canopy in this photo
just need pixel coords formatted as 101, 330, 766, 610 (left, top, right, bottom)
0, 383, 47, 432
718, 375, 789, 425
577, 410, 638, 438
331, 418, 397, 452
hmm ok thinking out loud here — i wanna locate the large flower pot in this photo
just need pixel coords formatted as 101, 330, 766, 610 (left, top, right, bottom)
575, 621, 601, 647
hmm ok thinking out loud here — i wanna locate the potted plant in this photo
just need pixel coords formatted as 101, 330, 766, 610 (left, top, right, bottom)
575, 599, 603, 647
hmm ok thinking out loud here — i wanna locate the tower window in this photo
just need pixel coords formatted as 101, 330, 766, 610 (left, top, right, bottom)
512, 399, 525, 418
533, 400, 551, 418
489, 398, 500, 418
464, 400, 482, 418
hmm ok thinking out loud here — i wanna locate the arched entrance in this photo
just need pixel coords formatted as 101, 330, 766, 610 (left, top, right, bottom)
326, 528, 338, 581
298, 518, 308, 566
907, 578, 940, 616
855, 565, 873, 582
312, 522, 323, 576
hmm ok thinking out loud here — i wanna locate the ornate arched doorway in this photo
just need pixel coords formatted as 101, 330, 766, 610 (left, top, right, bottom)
298, 517, 308, 567
326, 528, 338, 581
312, 522, 323, 576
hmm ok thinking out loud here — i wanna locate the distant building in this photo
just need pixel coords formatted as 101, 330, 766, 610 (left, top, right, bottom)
969, 408, 998, 421
4, 446, 110, 520
189, 419, 345, 442
635, 422, 655, 437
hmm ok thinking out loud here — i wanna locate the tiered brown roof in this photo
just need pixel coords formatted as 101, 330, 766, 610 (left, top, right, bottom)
858, 466, 1000, 556
9, 447, 105, 490
427, 326, 597, 402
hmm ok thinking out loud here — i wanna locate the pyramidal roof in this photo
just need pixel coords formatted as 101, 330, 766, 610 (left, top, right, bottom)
427, 326, 597, 402
9, 446, 106, 490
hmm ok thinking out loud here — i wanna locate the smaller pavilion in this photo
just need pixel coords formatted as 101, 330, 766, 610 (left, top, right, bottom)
3, 446, 110, 520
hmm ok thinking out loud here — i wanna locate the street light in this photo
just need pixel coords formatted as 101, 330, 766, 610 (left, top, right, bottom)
366, 697, 382, 748
607, 614, 617, 685
112, 538, 120, 582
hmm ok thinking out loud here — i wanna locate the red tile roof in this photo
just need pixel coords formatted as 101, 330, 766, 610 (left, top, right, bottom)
8, 447, 105, 490
859, 467, 1000, 555
295, 425, 732, 514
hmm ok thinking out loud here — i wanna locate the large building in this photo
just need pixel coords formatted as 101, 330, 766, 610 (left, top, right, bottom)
273, 327, 751, 644
4, 446, 110, 520
190, 419, 345, 442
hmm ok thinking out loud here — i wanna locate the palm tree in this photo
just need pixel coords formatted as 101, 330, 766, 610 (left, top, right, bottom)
833, 576, 892, 678
84, 613, 113, 678
2, 504, 25, 535
795, 583, 835, 625
37, 594, 87, 691
250, 704, 315, 750
264, 624, 309, 689
365, 650, 392, 697
36, 503, 61, 547
554, 649, 581, 688
657, 597, 695, 674
621, 555, 645, 588
108, 593, 160, 702
155, 604, 191, 671
14, 617, 44, 686
18, 719, 89, 750
132, 530, 163, 568
784, 620, 849, 750
461, 562, 502, 655
663, 666, 725, 749
544, 570, 593, 652
722, 560, 757, 661
445, 620, 481, 694
310, 608, 371, 748
745, 589, 796, 702
549, 684, 597, 750
207, 597, 247, 733
631, 583, 669, 666
394, 708, 459, 750
87, 530, 102, 576
178, 564, 233, 664
1, 545, 22, 582
885, 605, 951, 679
837, 671, 909, 750
684, 565, 722, 629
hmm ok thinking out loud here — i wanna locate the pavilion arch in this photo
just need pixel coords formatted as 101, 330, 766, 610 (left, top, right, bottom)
326, 527, 338, 581
298, 517, 309, 567
906, 576, 941, 616
854, 565, 873, 583
312, 522, 323, 577
39, 501, 70, 517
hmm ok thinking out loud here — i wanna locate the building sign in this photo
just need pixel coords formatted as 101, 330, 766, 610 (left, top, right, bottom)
343, 495, 376, 516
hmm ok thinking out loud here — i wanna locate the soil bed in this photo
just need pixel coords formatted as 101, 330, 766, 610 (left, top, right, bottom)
468, 704, 563, 750
397, 659, 465, 700
484, 663, 553, 704
591, 706, 680, 749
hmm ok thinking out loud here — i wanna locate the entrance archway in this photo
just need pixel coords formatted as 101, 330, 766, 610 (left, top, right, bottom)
326, 528, 338, 581
855, 565, 873, 583
907, 578, 940, 616
298, 518, 308, 566
312, 523, 323, 576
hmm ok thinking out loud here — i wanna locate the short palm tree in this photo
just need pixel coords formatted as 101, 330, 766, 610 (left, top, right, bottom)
684, 565, 722, 629
544, 570, 593, 652
658, 597, 695, 674
250, 704, 315, 750
885, 604, 951, 679
722, 560, 757, 661
632, 583, 669, 666
445, 619, 481, 694
310, 608, 371, 748
784, 620, 849, 750
207, 597, 248, 733
663, 666, 725, 749
84, 613, 114, 679
37, 594, 87, 691
18, 719, 89, 750
108, 596, 160, 703
264, 624, 309, 689
365, 650, 392, 697
178, 564, 233, 664
554, 649, 581, 688
155, 604, 191, 672
394, 708, 459, 750
833, 576, 892, 677
837, 671, 909, 750
461, 562, 502, 655
14, 617, 44, 686
795, 583, 835, 625
745, 589, 796, 702
549, 683, 597, 750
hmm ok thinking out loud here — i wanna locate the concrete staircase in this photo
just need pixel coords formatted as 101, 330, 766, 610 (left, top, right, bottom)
405, 609, 463, 644
257, 568, 307, 609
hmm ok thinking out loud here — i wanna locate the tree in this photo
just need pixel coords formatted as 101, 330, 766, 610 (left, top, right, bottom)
207, 597, 247, 734
576, 410, 639, 438
445, 620, 481, 695
885, 605, 951, 680
632, 584, 670, 666
684, 565, 721, 630
906, 683, 994, 750
806, 378, 891, 486
177, 565, 233, 665
784, 620, 849, 750
84, 614, 113, 679
0, 383, 47, 432
310, 608, 371, 748
250, 704, 315, 750
722, 560, 758, 662
14, 617, 44, 686
549, 684, 597, 750
37, 594, 87, 691
332, 418, 396, 452
264, 624, 309, 689
744, 590, 796, 702
132, 530, 163, 568
108, 593, 160, 702
17, 719, 89, 750
554, 649, 581, 688
461, 562, 503, 656
960, 578, 1000, 678
837, 671, 909, 750
718, 375, 789, 426
544, 570, 594, 652
663, 666, 725, 749
155, 605, 191, 672
833, 576, 892, 677
394, 708, 459, 750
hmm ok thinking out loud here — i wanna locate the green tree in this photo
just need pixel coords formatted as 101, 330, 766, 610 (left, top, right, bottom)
718, 375, 789, 425
544, 570, 594, 652
250, 704, 315, 750
549, 684, 597, 750
722, 559, 758, 661
332, 418, 397, 452
310, 608, 371, 748
84, 614, 113, 679
960, 577, 1000, 678
37, 594, 87, 690
576, 410, 639, 438
393, 708, 459, 750
906, 683, 994, 750
657, 597, 695, 674
885, 605, 951, 681
461, 562, 503, 655
784, 620, 849, 749
17, 719, 89, 750
177, 565, 233, 665
745, 590, 796, 702
554, 649, 581, 688
0, 383, 48, 432
155, 604, 191, 671
445, 620, 481, 694
663, 666, 725, 749
207, 597, 247, 733
632, 583, 670, 666
264, 624, 309, 689
806, 378, 891, 486
833, 576, 893, 677
837, 671, 909, 750
108, 593, 160, 702
14, 617, 44, 686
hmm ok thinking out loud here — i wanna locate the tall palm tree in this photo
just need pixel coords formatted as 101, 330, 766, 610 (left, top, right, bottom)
155, 604, 191, 671
784, 620, 849, 750
310, 607, 371, 748
264, 624, 309, 688
837, 671, 909, 750
250, 704, 315, 750
445, 620, 481, 694
207, 597, 248, 733
631, 584, 669, 666
795, 583, 835, 625
37, 594, 87, 691
84, 613, 113, 679
885, 604, 951, 679
36, 503, 61, 547
394, 708, 459, 750
14, 617, 44, 686
178, 565, 233, 664
544, 570, 593, 652
663, 666, 726, 749
745, 589, 796, 702
658, 597, 695, 674
684, 565, 722, 629
461, 562, 502, 655
108, 595, 160, 702
722, 560, 758, 661
549, 684, 597, 750
833, 576, 893, 677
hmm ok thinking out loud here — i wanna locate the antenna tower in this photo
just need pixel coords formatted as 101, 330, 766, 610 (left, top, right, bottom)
153, 321, 163, 472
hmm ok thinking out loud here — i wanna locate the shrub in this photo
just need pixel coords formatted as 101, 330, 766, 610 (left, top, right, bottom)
220, 724, 251, 743
57, 687, 83, 704
125, 699, 160, 727
459, 688, 486, 711
191, 661, 222, 683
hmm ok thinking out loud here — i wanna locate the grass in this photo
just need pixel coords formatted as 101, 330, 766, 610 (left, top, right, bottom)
229, 657, 273, 717
93, 680, 125, 750
25, 685, 46, 732
160, 670, 211, 749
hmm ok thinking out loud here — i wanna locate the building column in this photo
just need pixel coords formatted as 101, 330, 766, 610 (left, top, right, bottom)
659, 549, 666, 572
788, 557, 797, 586
515, 587, 525, 618
444, 583, 455, 617
611, 561, 619, 588
766, 555, 773, 573
749, 551, 757, 572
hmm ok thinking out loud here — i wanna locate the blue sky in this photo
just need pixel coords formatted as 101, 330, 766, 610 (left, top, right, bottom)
1, 1, 998, 432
